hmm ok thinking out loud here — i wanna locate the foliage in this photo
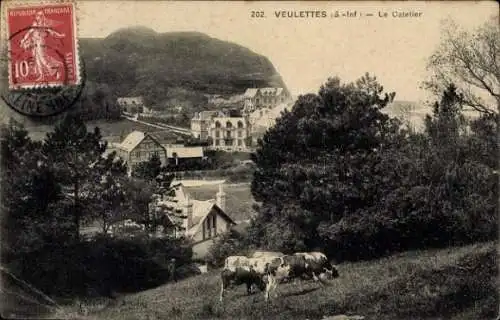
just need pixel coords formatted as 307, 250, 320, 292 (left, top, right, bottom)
80, 27, 284, 114
250, 76, 497, 261
131, 153, 163, 181
426, 15, 500, 115
204, 229, 254, 267
7, 235, 192, 298
0, 117, 193, 300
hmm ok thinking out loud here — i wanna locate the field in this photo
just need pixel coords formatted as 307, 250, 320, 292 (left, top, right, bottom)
72, 241, 497, 320
184, 182, 256, 222
26, 118, 162, 142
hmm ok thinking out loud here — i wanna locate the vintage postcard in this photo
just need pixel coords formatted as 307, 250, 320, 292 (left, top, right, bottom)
0, 1, 498, 319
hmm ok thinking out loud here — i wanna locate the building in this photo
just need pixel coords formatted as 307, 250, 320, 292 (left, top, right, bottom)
114, 131, 204, 174
209, 115, 251, 151
190, 111, 220, 140
154, 183, 236, 259
117, 96, 146, 114
163, 145, 205, 166
115, 131, 168, 173
243, 87, 291, 114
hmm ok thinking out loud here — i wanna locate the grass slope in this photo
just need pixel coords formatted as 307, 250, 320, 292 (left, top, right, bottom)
87, 241, 497, 320
25, 119, 169, 142
184, 183, 256, 222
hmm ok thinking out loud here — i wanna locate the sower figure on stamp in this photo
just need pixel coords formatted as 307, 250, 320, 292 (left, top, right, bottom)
20, 11, 65, 81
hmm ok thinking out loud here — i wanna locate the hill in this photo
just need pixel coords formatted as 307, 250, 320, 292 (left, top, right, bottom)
78, 241, 497, 320
80, 27, 286, 111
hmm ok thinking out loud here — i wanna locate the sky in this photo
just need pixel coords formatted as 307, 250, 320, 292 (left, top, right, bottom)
76, 0, 497, 102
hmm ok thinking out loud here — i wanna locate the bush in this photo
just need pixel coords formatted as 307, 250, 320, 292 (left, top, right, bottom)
5, 235, 193, 298
204, 230, 253, 267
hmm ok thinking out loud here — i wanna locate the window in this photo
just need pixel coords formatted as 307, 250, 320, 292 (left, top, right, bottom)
135, 151, 140, 158
237, 121, 244, 128
215, 121, 221, 128
215, 139, 220, 146
226, 131, 231, 138
213, 215, 217, 236
237, 139, 242, 146
238, 130, 242, 138
215, 131, 220, 138
206, 216, 212, 238
226, 121, 232, 129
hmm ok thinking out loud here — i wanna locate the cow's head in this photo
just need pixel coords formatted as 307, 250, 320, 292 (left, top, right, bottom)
323, 262, 339, 279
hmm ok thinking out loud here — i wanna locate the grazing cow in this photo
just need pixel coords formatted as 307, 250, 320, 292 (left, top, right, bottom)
264, 252, 339, 301
220, 256, 267, 303
294, 252, 339, 280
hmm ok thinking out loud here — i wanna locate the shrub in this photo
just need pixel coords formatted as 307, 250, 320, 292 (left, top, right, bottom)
205, 230, 253, 267
5, 235, 193, 298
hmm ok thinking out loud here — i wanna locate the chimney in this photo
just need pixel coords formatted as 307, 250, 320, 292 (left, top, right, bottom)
216, 183, 226, 212
182, 193, 193, 232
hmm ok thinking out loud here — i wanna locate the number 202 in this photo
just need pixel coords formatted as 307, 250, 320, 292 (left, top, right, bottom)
251, 11, 265, 18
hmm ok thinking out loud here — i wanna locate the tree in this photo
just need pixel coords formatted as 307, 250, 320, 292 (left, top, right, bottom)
0, 120, 70, 260
426, 15, 499, 221
131, 154, 163, 181
91, 151, 128, 233
426, 16, 499, 115
42, 115, 107, 241
250, 74, 403, 252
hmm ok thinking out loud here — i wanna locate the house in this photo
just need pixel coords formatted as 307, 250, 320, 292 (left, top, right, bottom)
114, 131, 204, 174
163, 146, 205, 166
209, 115, 252, 151
153, 183, 236, 259
190, 111, 219, 140
243, 87, 291, 114
115, 131, 168, 174
117, 96, 146, 114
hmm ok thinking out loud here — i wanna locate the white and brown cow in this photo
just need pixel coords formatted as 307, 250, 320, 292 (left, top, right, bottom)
219, 256, 267, 303
264, 252, 339, 301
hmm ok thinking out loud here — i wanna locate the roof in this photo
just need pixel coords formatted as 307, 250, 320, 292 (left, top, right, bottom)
117, 131, 145, 152
186, 200, 235, 238
117, 97, 144, 105
165, 146, 204, 159
117, 131, 165, 153
244, 88, 259, 98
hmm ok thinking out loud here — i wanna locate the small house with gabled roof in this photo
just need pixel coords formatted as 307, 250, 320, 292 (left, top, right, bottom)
115, 130, 167, 174
153, 183, 236, 259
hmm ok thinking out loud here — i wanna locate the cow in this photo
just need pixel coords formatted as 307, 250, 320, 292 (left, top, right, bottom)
294, 252, 339, 281
264, 252, 339, 301
219, 256, 267, 303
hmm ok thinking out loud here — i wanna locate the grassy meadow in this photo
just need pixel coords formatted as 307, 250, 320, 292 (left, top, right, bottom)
26, 119, 159, 142
184, 182, 257, 222
66, 241, 496, 320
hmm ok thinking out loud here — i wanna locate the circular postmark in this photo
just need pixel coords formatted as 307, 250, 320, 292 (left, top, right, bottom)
1, 25, 85, 117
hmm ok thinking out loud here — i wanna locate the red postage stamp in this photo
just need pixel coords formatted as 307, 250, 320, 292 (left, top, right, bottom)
5, 1, 80, 89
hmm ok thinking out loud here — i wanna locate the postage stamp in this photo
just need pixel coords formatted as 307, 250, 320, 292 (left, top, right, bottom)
0, 0, 84, 117
6, 2, 80, 89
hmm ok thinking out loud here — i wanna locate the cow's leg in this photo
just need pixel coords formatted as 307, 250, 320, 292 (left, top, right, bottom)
246, 282, 252, 295
265, 276, 275, 302
219, 280, 225, 303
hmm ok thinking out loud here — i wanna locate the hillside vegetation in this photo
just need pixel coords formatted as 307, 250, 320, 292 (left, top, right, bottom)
80, 27, 285, 110
83, 241, 497, 320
